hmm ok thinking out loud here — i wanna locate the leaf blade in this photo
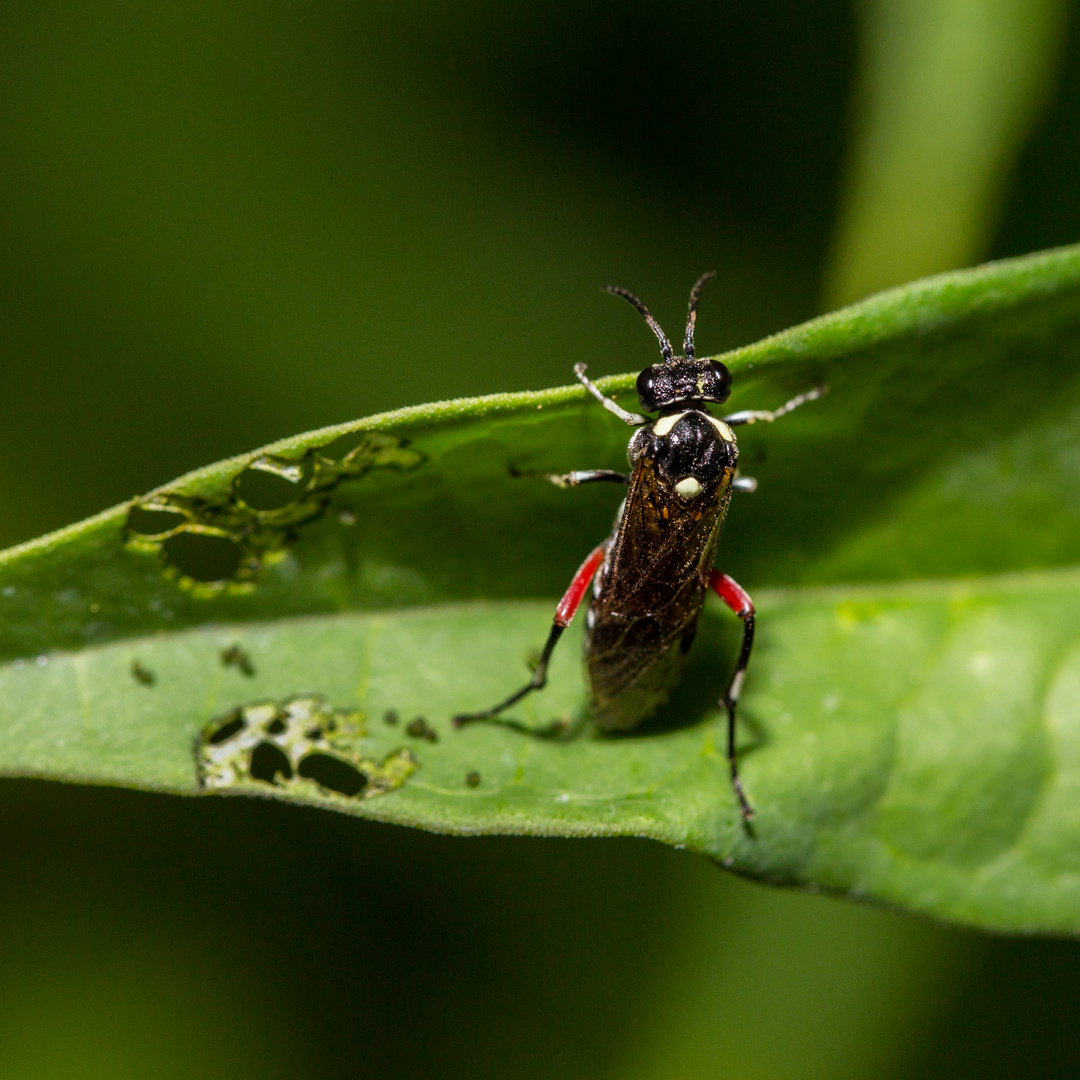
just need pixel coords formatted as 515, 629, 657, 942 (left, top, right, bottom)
4, 568, 1080, 931
6, 244, 1080, 931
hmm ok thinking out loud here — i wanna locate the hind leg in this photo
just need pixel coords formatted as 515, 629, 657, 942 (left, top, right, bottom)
453, 544, 607, 726
709, 570, 756, 820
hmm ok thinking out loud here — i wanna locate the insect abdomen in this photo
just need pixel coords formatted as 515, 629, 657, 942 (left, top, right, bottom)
585, 597, 704, 731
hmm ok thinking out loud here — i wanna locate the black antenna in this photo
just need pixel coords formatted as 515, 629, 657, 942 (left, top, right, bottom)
603, 284, 674, 364
683, 271, 716, 361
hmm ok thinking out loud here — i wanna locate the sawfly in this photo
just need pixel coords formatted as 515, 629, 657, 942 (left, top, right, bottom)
454, 273, 825, 819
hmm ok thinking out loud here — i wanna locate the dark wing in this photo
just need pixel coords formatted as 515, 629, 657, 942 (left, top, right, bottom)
585, 455, 733, 727
605, 455, 731, 609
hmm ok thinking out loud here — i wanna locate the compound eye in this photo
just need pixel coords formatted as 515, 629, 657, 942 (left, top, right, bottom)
702, 360, 732, 403
636, 366, 661, 411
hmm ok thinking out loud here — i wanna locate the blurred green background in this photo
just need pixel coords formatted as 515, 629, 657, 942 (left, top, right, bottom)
3, 1, 1080, 1076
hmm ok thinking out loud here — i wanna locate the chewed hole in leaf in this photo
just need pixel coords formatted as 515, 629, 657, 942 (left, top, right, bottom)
127, 505, 189, 536
314, 432, 368, 462
208, 712, 246, 744
125, 430, 425, 592
234, 456, 312, 511
161, 530, 243, 583
297, 753, 367, 796
197, 694, 417, 800
249, 741, 292, 784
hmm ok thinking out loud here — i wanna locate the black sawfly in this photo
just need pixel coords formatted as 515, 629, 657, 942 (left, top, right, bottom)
454, 273, 825, 819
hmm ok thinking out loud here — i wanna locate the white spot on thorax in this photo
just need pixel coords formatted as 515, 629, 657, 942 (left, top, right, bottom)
675, 477, 704, 499
706, 415, 735, 442
652, 410, 735, 443
652, 411, 686, 437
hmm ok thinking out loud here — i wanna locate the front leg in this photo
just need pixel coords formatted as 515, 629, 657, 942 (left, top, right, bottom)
574, 363, 649, 426
723, 384, 826, 427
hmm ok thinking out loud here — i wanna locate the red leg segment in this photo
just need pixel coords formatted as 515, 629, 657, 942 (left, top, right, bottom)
709, 570, 756, 820
710, 570, 753, 617
556, 544, 607, 627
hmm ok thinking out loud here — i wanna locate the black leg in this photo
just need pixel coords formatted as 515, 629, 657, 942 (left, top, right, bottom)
723, 612, 755, 821
453, 623, 565, 725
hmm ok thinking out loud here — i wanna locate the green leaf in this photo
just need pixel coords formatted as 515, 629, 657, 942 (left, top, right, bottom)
4, 244, 1080, 933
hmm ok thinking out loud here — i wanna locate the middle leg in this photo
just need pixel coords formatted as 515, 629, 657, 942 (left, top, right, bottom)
546, 469, 629, 488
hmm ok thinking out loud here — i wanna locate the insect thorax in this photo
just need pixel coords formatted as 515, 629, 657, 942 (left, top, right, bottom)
628, 408, 737, 499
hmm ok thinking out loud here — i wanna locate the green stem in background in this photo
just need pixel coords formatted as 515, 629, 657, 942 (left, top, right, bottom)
825, 0, 1068, 307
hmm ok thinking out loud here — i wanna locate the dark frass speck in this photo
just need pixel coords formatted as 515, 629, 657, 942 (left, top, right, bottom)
131, 660, 156, 686
221, 644, 256, 676
406, 717, 438, 743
